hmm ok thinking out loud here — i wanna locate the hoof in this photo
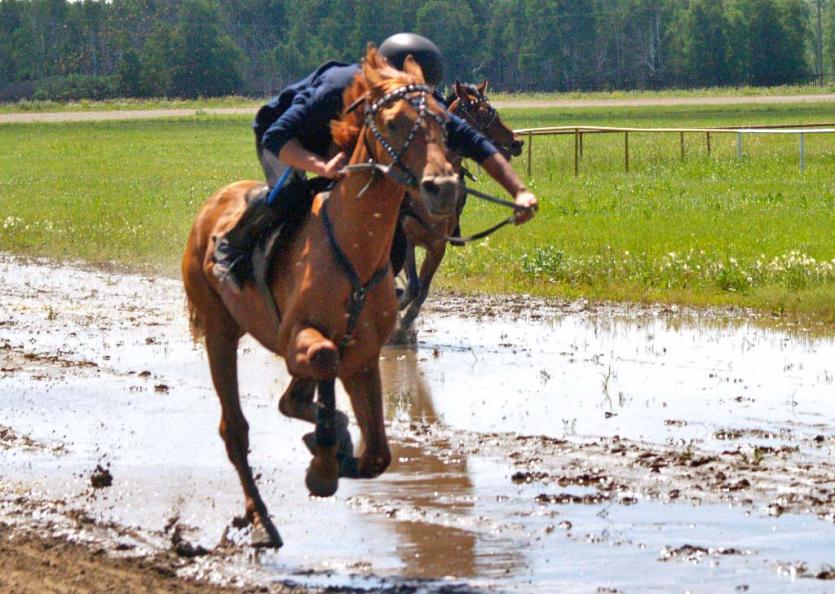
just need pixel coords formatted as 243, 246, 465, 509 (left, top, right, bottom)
250, 517, 283, 549
305, 454, 339, 497
304, 431, 358, 478
388, 325, 417, 346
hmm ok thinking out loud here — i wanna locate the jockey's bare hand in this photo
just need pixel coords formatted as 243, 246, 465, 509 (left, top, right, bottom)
321, 152, 348, 179
513, 190, 538, 224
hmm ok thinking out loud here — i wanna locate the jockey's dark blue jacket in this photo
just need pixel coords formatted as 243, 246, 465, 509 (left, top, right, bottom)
254, 61, 498, 164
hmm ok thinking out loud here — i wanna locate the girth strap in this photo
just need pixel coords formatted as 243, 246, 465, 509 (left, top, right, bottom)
321, 199, 390, 350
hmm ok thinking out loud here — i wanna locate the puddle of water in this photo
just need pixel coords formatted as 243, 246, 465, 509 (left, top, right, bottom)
2, 255, 835, 592
392, 314, 835, 448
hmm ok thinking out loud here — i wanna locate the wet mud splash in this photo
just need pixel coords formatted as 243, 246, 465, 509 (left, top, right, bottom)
1, 254, 834, 593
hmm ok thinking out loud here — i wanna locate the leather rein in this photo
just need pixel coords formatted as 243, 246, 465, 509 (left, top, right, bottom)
400, 89, 530, 245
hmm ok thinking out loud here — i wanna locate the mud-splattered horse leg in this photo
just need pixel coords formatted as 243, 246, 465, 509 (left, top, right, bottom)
342, 362, 391, 479
400, 240, 447, 332
204, 320, 283, 548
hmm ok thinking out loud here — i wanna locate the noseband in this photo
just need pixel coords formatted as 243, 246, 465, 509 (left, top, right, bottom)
343, 83, 448, 190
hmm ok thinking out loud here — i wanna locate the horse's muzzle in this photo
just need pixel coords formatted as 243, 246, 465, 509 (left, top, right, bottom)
509, 138, 524, 157
419, 174, 461, 219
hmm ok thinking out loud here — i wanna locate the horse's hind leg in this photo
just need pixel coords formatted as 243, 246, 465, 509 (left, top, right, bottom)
205, 321, 283, 548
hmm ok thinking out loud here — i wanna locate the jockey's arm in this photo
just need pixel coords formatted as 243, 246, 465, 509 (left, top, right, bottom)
479, 153, 538, 224
446, 113, 538, 224
277, 139, 347, 180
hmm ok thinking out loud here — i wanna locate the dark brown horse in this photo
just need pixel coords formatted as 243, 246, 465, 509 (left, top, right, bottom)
181, 46, 458, 549
394, 80, 522, 339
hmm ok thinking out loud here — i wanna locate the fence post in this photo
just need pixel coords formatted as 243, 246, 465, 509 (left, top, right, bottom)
706, 132, 711, 156
625, 131, 630, 172
574, 128, 579, 177
526, 131, 533, 177
680, 132, 685, 161
800, 132, 805, 172
579, 131, 584, 158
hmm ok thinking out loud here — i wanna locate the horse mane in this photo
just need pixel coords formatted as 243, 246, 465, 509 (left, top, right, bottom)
331, 47, 425, 151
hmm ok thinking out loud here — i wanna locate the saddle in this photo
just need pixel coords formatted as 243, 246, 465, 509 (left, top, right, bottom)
248, 176, 332, 286
249, 177, 332, 330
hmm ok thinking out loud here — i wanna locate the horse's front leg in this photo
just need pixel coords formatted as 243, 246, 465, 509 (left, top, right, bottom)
285, 323, 344, 496
400, 240, 447, 331
342, 362, 391, 479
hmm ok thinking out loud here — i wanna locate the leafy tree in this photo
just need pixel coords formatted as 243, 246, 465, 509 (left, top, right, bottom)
416, 0, 477, 82
165, 0, 245, 97
681, 0, 732, 87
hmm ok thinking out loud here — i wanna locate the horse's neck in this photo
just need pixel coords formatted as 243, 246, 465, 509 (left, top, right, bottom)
325, 146, 404, 279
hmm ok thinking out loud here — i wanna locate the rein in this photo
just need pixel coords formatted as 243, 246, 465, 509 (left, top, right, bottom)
402, 185, 530, 244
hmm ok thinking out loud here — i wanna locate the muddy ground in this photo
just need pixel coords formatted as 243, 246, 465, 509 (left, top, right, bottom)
1, 253, 834, 593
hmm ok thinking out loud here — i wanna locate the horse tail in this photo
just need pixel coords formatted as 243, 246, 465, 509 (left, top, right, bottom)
185, 292, 206, 341
181, 232, 208, 342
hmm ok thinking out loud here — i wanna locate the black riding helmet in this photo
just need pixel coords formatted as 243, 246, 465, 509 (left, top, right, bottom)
378, 33, 444, 87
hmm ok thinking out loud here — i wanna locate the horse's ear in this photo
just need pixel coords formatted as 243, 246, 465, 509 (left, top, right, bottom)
478, 79, 488, 94
454, 80, 464, 97
402, 54, 425, 83
362, 44, 384, 88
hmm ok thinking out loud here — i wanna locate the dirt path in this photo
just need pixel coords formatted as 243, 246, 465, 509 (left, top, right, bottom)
0, 528, 248, 594
2, 93, 835, 124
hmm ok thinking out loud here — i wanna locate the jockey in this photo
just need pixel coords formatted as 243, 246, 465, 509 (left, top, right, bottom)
214, 33, 538, 292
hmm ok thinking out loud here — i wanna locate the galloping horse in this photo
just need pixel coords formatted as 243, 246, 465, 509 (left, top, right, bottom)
395, 80, 523, 337
181, 46, 459, 549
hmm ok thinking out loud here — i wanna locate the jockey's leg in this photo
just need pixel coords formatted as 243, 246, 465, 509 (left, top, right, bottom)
213, 141, 306, 292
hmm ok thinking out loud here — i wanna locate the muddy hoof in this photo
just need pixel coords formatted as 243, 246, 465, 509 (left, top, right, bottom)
338, 455, 360, 478
250, 518, 283, 549
388, 325, 417, 346
303, 422, 353, 459
305, 454, 339, 497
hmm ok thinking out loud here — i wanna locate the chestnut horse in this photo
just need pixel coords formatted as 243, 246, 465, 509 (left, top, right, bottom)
395, 80, 523, 337
181, 47, 458, 549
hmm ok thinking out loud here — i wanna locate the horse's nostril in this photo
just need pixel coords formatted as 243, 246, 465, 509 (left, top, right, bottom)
513, 140, 524, 149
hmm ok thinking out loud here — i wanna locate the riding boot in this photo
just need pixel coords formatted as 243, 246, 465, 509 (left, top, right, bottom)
213, 191, 283, 293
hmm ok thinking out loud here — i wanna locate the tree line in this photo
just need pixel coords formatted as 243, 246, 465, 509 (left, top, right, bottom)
1, 0, 833, 100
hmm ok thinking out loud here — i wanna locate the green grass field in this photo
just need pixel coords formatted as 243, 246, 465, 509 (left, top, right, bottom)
1, 101, 833, 322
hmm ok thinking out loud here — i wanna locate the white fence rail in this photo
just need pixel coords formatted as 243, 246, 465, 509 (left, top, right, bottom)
512, 123, 835, 176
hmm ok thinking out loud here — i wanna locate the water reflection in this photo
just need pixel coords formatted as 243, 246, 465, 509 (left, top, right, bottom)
369, 347, 477, 579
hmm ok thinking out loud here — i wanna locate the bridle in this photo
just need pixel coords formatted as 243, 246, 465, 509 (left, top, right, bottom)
452, 89, 498, 136
341, 83, 448, 190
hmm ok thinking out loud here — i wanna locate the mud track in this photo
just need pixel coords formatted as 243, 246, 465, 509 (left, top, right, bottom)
1, 254, 834, 593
